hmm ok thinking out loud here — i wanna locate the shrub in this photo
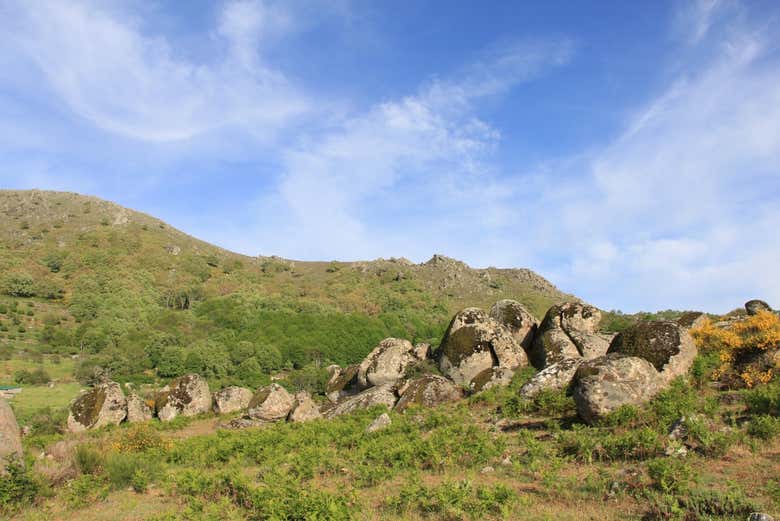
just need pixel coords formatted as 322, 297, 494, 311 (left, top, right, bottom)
646, 457, 694, 493
0, 463, 39, 513
104, 453, 161, 490
747, 415, 780, 440
744, 380, 780, 415
113, 424, 169, 453
74, 445, 106, 475
385, 479, 517, 520
14, 367, 51, 385
63, 474, 110, 508
502, 388, 575, 418
2, 273, 36, 297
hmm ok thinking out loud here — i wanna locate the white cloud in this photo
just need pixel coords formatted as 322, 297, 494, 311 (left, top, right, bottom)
1, 0, 308, 142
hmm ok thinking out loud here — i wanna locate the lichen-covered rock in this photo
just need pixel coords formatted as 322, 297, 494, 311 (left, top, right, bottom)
572, 354, 660, 424
326, 364, 359, 402
366, 413, 392, 433
471, 367, 515, 392
519, 358, 582, 399
413, 343, 431, 360
126, 393, 153, 423
676, 311, 707, 330
155, 374, 211, 422
395, 375, 463, 412
528, 302, 609, 369
746, 299, 772, 315
607, 321, 697, 384
67, 381, 127, 432
322, 385, 397, 419
213, 386, 253, 415
0, 399, 23, 473
358, 338, 419, 388
489, 299, 538, 351
436, 308, 526, 387
247, 384, 294, 422
288, 391, 322, 423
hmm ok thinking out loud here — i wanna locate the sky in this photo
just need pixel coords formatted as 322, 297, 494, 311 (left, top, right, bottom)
1, 0, 779, 314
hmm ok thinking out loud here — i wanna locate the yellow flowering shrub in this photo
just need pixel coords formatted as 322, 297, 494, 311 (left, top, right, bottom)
111, 424, 171, 453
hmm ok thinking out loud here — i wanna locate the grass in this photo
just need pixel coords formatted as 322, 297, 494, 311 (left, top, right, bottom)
0, 356, 76, 384
7, 382, 82, 424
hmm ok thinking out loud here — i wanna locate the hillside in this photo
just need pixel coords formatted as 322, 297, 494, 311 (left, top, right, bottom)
0, 189, 573, 387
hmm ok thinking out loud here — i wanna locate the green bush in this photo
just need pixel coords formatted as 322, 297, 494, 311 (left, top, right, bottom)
0, 463, 39, 513
502, 388, 575, 418
744, 380, 780, 416
646, 457, 694, 493
747, 414, 780, 440
14, 367, 52, 385
63, 474, 110, 509
104, 452, 161, 490
2, 274, 35, 297
74, 445, 105, 475
385, 479, 517, 520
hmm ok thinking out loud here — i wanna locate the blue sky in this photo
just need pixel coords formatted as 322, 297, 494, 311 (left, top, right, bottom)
1, 0, 779, 313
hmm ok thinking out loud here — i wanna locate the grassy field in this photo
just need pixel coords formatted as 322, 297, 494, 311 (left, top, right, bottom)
6, 383, 83, 424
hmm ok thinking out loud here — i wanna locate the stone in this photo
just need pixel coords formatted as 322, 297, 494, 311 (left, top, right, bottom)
607, 321, 697, 384
746, 299, 772, 315
480, 466, 495, 474
395, 374, 463, 412
0, 399, 23, 473
366, 413, 392, 433
748, 514, 775, 521
323, 385, 398, 419
155, 374, 211, 423
519, 358, 583, 399
357, 338, 419, 389
471, 367, 515, 392
213, 386, 253, 415
126, 393, 153, 423
288, 391, 322, 423
528, 302, 609, 369
676, 311, 707, 330
437, 307, 527, 387
326, 364, 359, 402
67, 380, 127, 432
246, 384, 294, 422
489, 299, 539, 351
572, 354, 661, 424
412, 343, 431, 360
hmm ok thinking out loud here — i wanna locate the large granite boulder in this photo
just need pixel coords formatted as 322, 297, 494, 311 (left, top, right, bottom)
322, 385, 397, 419
288, 391, 322, 423
247, 384, 294, 422
677, 312, 707, 330
213, 386, 253, 415
326, 364, 359, 403
358, 338, 422, 389
607, 321, 697, 384
572, 354, 660, 424
67, 381, 127, 432
126, 393, 153, 423
746, 299, 772, 316
395, 374, 463, 412
0, 399, 23, 473
528, 302, 610, 369
436, 308, 527, 387
519, 358, 582, 399
489, 299, 538, 351
155, 374, 211, 422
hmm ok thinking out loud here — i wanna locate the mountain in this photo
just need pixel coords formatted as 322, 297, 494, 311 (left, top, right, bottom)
0, 189, 573, 384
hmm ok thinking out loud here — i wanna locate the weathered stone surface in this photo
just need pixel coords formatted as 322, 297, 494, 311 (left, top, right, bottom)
358, 338, 419, 389
288, 391, 322, 423
326, 364, 359, 402
247, 384, 294, 422
437, 308, 526, 387
489, 299, 538, 351
67, 381, 127, 432
745, 299, 772, 315
213, 386, 253, 415
155, 374, 211, 423
519, 358, 582, 399
0, 399, 23, 472
395, 374, 463, 412
366, 413, 392, 433
126, 393, 153, 423
413, 343, 431, 360
607, 321, 697, 384
471, 367, 515, 392
528, 302, 609, 369
677, 311, 707, 330
573, 354, 660, 424
322, 385, 397, 419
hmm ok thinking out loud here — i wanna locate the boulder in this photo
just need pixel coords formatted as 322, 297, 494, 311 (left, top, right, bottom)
436, 307, 526, 387
155, 374, 211, 422
395, 374, 463, 412
413, 343, 431, 360
366, 413, 392, 433
0, 399, 23, 473
746, 299, 772, 315
67, 381, 127, 432
322, 385, 397, 419
572, 354, 660, 424
519, 358, 583, 399
489, 299, 539, 351
528, 302, 609, 369
676, 311, 707, 330
213, 386, 253, 415
357, 338, 419, 389
247, 384, 294, 422
471, 367, 515, 392
326, 364, 359, 403
607, 321, 697, 384
126, 393, 153, 423
288, 391, 322, 423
